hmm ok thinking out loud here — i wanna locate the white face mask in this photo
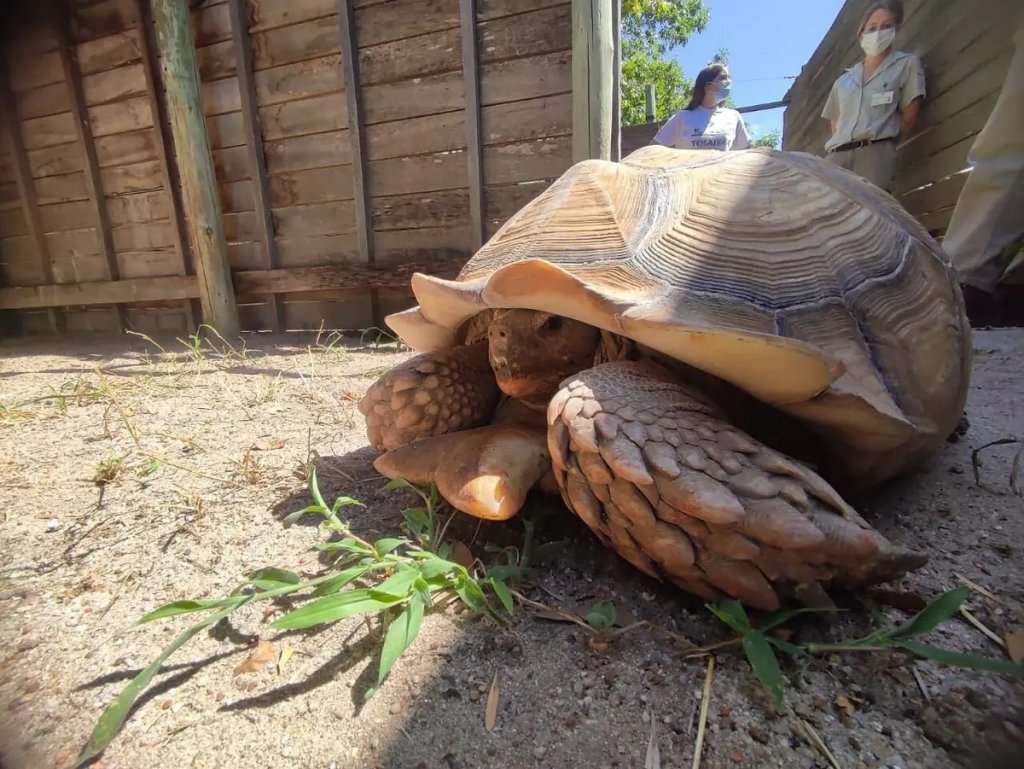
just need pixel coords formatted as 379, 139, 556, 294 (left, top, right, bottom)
860, 27, 896, 56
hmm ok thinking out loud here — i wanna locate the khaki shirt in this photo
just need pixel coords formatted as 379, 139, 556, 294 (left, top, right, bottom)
821, 49, 926, 151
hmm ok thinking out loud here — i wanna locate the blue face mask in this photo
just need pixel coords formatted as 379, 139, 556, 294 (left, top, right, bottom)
713, 81, 732, 104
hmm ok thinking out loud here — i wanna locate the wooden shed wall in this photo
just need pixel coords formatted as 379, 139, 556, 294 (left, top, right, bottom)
0, 0, 574, 336
782, 0, 1018, 239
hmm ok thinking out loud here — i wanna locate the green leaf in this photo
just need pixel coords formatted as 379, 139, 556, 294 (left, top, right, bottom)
308, 466, 329, 511
137, 597, 244, 624
312, 565, 370, 596
898, 641, 1024, 676
371, 567, 420, 599
331, 496, 364, 514
418, 557, 457, 581
249, 567, 301, 590
707, 600, 751, 634
741, 631, 786, 707
767, 636, 805, 659
889, 588, 967, 641
271, 589, 403, 630
384, 477, 414, 492
78, 599, 250, 766
455, 577, 492, 616
585, 600, 617, 629
374, 537, 406, 555
375, 594, 426, 691
282, 510, 307, 528
314, 539, 373, 555
490, 578, 515, 615
485, 564, 528, 582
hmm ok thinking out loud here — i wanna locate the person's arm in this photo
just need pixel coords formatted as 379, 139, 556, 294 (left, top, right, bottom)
821, 80, 841, 138
733, 112, 752, 150
899, 95, 924, 138
898, 55, 927, 139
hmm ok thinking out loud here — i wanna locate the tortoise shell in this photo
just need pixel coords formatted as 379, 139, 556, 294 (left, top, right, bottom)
386, 146, 972, 489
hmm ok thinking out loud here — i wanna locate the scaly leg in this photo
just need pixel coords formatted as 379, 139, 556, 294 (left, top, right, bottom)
358, 342, 500, 452
546, 360, 926, 611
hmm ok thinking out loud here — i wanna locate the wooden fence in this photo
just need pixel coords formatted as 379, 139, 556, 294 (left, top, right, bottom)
782, 0, 1018, 238
0, 0, 576, 336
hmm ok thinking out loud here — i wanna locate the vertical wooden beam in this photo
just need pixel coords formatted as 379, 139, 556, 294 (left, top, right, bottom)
228, 0, 283, 333
610, 0, 622, 162
134, 0, 196, 332
571, 0, 614, 163
51, 0, 128, 333
152, 0, 239, 337
460, 0, 484, 251
0, 55, 62, 334
335, 0, 379, 326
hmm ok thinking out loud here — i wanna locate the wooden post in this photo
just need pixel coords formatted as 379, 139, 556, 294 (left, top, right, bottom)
336, 0, 379, 326
51, 1, 128, 333
0, 56, 62, 334
134, 0, 196, 332
571, 0, 615, 163
460, 0, 485, 251
228, 0, 284, 333
152, 0, 239, 337
611, 0, 622, 162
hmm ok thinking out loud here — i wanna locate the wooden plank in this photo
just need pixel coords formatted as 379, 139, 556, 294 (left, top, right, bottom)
39, 200, 95, 232
89, 96, 155, 137
201, 76, 243, 115
34, 173, 90, 205
71, 0, 140, 43
211, 145, 253, 183
0, 209, 29, 237
372, 188, 470, 230
106, 189, 171, 225
27, 144, 86, 178
192, 1, 234, 47
264, 130, 352, 173
94, 128, 159, 168
460, 0, 484, 251
153, 0, 239, 336
17, 83, 69, 120
259, 92, 348, 140
219, 179, 256, 213
206, 111, 247, 148
78, 31, 142, 75
483, 135, 572, 185
0, 254, 470, 309
249, 0, 336, 34
81, 63, 148, 106
899, 90, 999, 167
7, 51, 64, 94
229, 0, 283, 331
254, 56, 343, 107
21, 113, 78, 150
273, 224, 473, 268
117, 248, 185, 278
273, 200, 356, 237
336, 0, 374, 302
367, 152, 464, 198
610, 0, 620, 161
571, 0, 614, 162
52, 0, 125, 331
898, 170, 969, 219
269, 166, 356, 206
111, 221, 177, 252
894, 132, 977, 196
99, 160, 164, 196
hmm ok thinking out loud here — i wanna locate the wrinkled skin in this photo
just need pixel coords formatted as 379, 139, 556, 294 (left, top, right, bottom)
359, 310, 926, 611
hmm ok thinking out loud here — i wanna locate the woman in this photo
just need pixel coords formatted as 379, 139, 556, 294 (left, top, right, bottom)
821, 0, 925, 192
652, 64, 752, 152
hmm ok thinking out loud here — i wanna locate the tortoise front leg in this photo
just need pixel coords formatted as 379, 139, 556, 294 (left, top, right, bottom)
358, 343, 500, 452
546, 360, 926, 611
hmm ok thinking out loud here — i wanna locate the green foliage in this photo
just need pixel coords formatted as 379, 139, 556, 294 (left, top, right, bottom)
708, 587, 1024, 709
620, 1, 711, 126
752, 129, 781, 150
79, 469, 516, 766
623, 0, 710, 51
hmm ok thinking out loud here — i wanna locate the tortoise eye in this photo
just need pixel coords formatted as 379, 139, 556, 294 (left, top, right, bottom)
541, 315, 564, 332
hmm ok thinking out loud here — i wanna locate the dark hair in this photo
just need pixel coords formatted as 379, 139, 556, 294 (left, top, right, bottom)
685, 64, 728, 111
858, 0, 904, 34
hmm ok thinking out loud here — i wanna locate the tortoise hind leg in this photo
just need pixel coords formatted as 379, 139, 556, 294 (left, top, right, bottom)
546, 360, 926, 612
358, 342, 500, 452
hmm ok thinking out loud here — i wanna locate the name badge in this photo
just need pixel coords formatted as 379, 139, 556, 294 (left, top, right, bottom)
871, 90, 894, 106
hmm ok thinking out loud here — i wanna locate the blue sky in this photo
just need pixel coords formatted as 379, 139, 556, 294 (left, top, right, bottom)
667, 0, 845, 141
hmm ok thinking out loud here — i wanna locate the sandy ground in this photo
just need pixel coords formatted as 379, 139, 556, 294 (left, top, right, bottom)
0, 328, 1022, 769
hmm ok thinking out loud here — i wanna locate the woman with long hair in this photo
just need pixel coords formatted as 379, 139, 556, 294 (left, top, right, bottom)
820, 0, 925, 192
652, 63, 752, 152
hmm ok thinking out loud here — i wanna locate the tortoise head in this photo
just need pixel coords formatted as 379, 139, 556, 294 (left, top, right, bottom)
487, 309, 601, 401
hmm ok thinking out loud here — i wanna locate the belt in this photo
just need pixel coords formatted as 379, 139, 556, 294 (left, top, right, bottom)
829, 137, 895, 153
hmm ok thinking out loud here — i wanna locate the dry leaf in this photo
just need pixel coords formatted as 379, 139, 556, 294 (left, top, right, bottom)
834, 693, 862, 717
277, 645, 295, 676
612, 600, 640, 628
644, 709, 661, 769
484, 672, 500, 731
252, 438, 287, 451
451, 541, 475, 570
233, 640, 276, 676
587, 635, 610, 653
1006, 629, 1024, 663
770, 628, 794, 643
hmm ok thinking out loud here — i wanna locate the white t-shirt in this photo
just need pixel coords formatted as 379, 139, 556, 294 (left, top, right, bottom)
653, 106, 752, 151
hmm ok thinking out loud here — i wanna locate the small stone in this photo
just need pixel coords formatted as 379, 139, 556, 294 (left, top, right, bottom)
45, 519, 61, 532
534, 747, 546, 759
882, 756, 905, 769
389, 702, 403, 715
748, 724, 770, 744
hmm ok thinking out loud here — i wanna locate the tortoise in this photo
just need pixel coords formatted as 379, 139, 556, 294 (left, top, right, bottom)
357, 145, 972, 611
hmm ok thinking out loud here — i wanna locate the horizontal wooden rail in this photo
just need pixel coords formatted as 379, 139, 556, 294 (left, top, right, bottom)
0, 257, 468, 312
